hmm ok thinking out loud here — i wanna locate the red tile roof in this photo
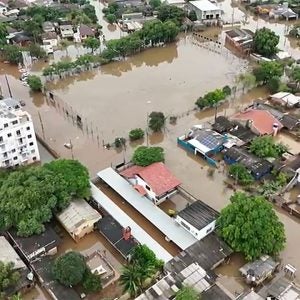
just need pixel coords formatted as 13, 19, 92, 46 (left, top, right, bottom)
231, 109, 283, 135
120, 162, 181, 197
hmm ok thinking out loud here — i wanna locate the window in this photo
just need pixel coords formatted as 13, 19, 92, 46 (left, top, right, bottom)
13, 156, 17, 160
12, 149, 16, 153
28, 134, 32, 139
0, 136, 2, 142
206, 227, 213, 234
7, 133, 12, 137
180, 221, 190, 231
33, 156, 37, 161
145, 185, 151, 191
16, 130, 20, 135
12, 120, 18, 125
26, 126, 30, 130
4, 123, 8, 128
31, 149, 35, 154
29, 142, 34, 146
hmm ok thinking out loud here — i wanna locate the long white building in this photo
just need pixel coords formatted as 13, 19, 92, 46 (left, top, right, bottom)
0, 98, 40, 168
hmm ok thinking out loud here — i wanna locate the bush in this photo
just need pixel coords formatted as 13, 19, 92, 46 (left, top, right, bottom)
222, 85, 231, 97
267, 76, 280, 93
27, 75, 43, 92
132, 146, 164, 166
228, 163, 254, 185
129, 128, 144, 141
148, 111, 165, 132
115, 137, 126, 148
82, 270, 102, 293
28, 43, 47, 59
106, 13, 117, 24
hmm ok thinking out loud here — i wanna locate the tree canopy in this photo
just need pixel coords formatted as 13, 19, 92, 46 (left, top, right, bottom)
27, 75, 43, 92
175, 286, 199, 300
148, 111, 165, 132
53, 251, 87, 286
132, 146, 164, 166
82, 269, 102, 293
195, 88, 226, 109
0, 159, 90, 237
157, 5, 185, 26
250, 136, 288, 158
252, 27, 279, 58
0, 262, 20, 297
129, 128, 144, 141
228, 163, 254, 185
253, 61, 283, 84
217, 192, 286, 260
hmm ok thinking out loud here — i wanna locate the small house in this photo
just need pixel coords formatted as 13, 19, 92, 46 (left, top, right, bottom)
270, 92, 300, 108
175, 200, 219, 240
56, 199, 102, 242
231, 109, 283, 136
120, 162, 181, 205
186, 0, 222, 24
78, 24, 94, 41
41, 31, 58, 47
239, 255, 279, 286
42, 21, 55, 33
178, 127, 227, 166
270, 4, 298, 20
8, 225, 61, 262
225, 28, 254, 55
0, 236, 33, 296
164, 0, 186, 8
224, 147, 273, 180
9, 32, 32, 46
59, 24, 74, 39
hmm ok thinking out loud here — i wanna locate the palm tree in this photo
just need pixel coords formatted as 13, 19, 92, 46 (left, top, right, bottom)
120, 263, 155, 297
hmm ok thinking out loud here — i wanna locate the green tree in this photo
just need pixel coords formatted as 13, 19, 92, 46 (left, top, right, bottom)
157, 5, 185, 26
132, 146, 164, 166
250, 136, 288, 158
238, 73, 256, 92
82, 269, 102, 293
148, 111, 165, 132
44, 159, 91, 198
228, 164, 254, 185
23, 19, 43, 42
28, 43, 47, 59
82, 4, 98, 23
217, 192, 286, 260
175, 286, 199, 300
0, 23, 8, 44
188, 10, 197, 21
1, 45, 22, 64
0, 262, 20, 296
27, 75, 43, 92
149, 0, 161, 9
83, 37, 100, 53
222, 85, 231, 97
53, 252, 87, 286
114, 137, 126, 148
195, 89, 225, 109
129, 128, 144, 141
267, 76, 280, 93
253, 27, 279, 58
106, 13, 117, 24
253, 61, 283, 84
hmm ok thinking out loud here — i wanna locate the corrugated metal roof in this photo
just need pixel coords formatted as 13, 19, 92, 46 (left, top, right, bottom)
90, 182, 173, 262
97, 168, 197, 250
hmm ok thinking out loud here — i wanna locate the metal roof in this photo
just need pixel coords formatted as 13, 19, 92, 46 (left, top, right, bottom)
90, 182, 173, 262
56, 199, 101, 235
0, 236, 26, 270
97, 168, 197, 250
190, 0, 221, 11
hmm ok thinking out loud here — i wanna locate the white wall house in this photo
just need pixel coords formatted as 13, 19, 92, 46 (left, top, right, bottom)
41, 32, 59, 47
0, 98, 40, 168
175, 200, 219, 240
187, 0, 222, 24
120, 162, 181, 205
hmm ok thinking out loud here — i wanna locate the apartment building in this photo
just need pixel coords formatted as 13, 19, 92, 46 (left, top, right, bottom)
0, 98, 40, 168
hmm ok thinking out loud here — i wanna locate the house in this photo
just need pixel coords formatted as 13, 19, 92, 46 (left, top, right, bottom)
59, 24, 74, 39
120, 162, 181, 205
0, 236, 33, 296
239, 255, 279, 286
270, 92, 300, 108
236, 290, 264, 300
8, 225, 61, 262
41, 31, 59, 47
231, 109, 283, 136
42, 21, 55, 33
0, 98, 40, 168
186, 0, 222, 24
225, 29, 254, 55
178, 126, 227, 166
56, 199, 102, 242
164, 0, 186, 8
78, 24, 94, 41
175, 200, 219, 240
224, 147, 273, 180
270, 3, 298, 20
9, 32, 32, 46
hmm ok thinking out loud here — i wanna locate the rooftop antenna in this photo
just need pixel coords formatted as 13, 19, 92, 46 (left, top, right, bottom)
5, 75, 12, 98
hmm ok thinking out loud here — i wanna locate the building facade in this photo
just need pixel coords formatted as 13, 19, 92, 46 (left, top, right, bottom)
0, 99, 40, 168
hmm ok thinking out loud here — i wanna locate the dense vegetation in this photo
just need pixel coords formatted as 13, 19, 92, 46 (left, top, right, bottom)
250, 136, 288, 158
0, 262, 20, 298
0, 159, 90, 237
120, 245, 163, 297
132, 146, 164, 166
195, 87, 231, 109
53, 251, 102, 293
217, 192, 286, 260
228, 163, 254, 185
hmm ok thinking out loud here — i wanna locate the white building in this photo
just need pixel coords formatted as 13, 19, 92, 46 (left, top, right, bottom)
164, 0, 186, 8
0, 98, 40, 168
187, 0, 222, 24
175, 200, 219, 240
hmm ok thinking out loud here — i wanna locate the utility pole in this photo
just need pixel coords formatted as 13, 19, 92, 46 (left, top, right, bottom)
38, 111, 45, 141
69, 139, 74, 159
146, 112, 149, 147
5, 75, 12, 98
